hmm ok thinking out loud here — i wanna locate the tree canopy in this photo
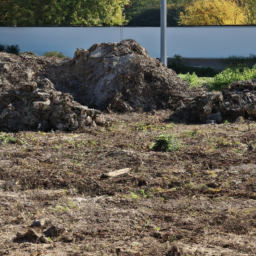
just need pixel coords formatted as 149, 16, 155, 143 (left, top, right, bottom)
0, 0, 130, 26
1, 0, 256, 26
179, 0, 251, 25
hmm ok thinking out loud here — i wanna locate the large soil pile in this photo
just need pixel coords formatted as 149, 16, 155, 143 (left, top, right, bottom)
1, 39, 255, 132
0, 52, 101, 132
0, 39, 191, 131
45, 39, 190, 112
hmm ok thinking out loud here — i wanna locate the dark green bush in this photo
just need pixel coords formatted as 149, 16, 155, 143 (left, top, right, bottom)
169, 63, 219, 77
0, 44, 5, 52
224, 55, 256, 69
151, 134, 180, 152
43, 51, 66, 58
6, 44, 20, 55
0, 44, 20, 55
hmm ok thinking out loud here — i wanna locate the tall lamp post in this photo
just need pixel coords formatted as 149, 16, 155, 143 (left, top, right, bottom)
161, 0, 167, 66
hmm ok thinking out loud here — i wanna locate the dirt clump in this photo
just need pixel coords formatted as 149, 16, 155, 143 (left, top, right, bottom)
46, 39, 190, 112
170, 80, 256, 124
0, 52, 102, 132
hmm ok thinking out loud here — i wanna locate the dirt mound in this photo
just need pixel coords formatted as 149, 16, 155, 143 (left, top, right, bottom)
46, 39, 190, 112
0, 52, 102, 132
170, 80, 256, 124
0, 40, 193, 131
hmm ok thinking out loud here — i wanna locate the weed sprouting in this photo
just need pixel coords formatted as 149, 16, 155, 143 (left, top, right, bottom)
0, 133, 26, 145
151, 134, 180, 152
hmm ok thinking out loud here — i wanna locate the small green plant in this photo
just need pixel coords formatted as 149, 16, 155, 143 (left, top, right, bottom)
178, 72, 199, 87
0, 134, 26, 145
151, 134, 180, 152
130, 192, 139, 199
139, 189, 147, 198
43, 51, 66, 58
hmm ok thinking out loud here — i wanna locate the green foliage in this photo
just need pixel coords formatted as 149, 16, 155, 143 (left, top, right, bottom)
0, 44, 20, 55
151, 134, 180, 152
6, 44, 20, 55
43, 51, 66, 58
0, 134, 26, 145
209, 65, 256, 90
169, 64, 219, 77
125, 0, 192, 26
178, 72, 199, 87
126, 7, 183, 26
224, 55, 256, 69
0, 44, 5, 52
0, 0, 130, 27
169, 54, 219, 77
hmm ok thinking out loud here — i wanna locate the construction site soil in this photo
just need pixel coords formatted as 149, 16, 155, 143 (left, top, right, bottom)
1, 40, 256, 255
1, 112, 256, 255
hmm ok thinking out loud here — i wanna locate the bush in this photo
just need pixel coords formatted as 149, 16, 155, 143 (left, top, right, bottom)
169, 63, 219, 77
209, 64, 256, 90
6, 44, 20, 55
0, 44, 20, 55
0, 44, 5, 52
178, 72, 199, 87
151, 134, 180, 152
43, 51, 66, 58
224, 55, 256, 69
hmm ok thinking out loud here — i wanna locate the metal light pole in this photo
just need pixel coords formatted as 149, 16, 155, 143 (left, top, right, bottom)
161, 0, 167, 66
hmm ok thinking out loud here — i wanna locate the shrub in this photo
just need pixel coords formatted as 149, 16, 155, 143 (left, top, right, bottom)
178, 72, 199, 87
43, 51, 66, 58
224, 55, 256, 69
0, 44, 20, 55
169, 63, 219, 77
151, 134, 180, 152
0, 44, 5, 52
209, 64, 256, 90
5, 44, 20, 55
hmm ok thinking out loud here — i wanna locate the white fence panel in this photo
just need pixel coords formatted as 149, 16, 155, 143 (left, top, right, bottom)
0, 26, 255, 58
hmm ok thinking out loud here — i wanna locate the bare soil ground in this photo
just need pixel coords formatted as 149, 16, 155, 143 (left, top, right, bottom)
1, 111, 256, 256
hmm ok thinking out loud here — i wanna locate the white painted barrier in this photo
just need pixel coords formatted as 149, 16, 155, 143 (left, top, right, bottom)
0, 26, 255, 58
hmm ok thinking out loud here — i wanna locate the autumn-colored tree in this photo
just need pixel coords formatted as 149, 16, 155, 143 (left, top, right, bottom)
234, 0, 256, 24
179, 0, 248, 25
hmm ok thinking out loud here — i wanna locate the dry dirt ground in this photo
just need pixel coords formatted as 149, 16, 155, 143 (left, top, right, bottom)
1, 111, 256, 256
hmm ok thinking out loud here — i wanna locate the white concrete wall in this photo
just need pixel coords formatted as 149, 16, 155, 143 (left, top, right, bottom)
0, 26, 255, 58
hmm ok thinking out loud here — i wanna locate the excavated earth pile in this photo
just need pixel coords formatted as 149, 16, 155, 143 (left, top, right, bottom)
1, 39, 256, 131
0, 52, 102, 132
45, 39, 190, 112
0, 39, 192, 131
170, 80, 256, 124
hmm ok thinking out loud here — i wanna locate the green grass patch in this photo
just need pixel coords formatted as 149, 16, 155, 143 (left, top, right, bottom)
151, 134, 180, 152
43, 51, 66, 58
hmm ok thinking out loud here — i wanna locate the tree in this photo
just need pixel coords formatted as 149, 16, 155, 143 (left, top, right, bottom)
124, 0, 191, 26
0, 0, 10, 22
179, 0, 248, 25
0, 0, 130, 26
234, 0, 256, 24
